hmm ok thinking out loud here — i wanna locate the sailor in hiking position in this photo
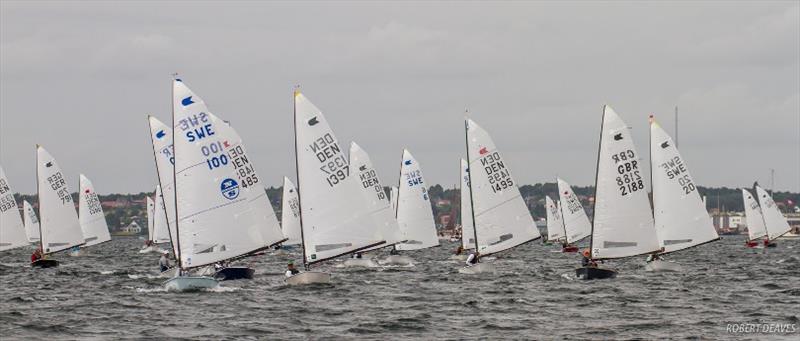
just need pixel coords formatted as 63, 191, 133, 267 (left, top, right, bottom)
159, 251, 171, 272
465, 252, 480, 266
31, 248, 43, 263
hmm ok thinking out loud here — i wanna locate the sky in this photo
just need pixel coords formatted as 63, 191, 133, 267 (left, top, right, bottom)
1, 1, 798, 194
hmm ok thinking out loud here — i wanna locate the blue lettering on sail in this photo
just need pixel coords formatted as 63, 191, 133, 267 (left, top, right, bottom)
185, 124, 215, 142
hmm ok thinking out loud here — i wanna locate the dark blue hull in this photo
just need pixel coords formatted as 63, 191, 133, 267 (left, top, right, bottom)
575, 266, 617, 280
214, 266, 255, 281
31, 259, 59, 268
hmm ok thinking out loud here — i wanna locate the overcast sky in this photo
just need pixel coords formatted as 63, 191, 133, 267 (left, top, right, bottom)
1, 1, 798, 194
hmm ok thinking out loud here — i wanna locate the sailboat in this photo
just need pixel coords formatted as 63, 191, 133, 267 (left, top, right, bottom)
0, 166, 29, 252
143, 195, 156, 251
70, 174, 112, 256
647, 116, 719, 271
460, 118, 541, 274
141, 185, 171, 254
742, 189, 768, 248
32, 146, 86, 267
545, 196, 566, 246
451, 159, 474, 261
288, 90, 385, 285
279, 177, 302, 248
381, 149, 440, 266
343, 142, 403, 267
23, 200, 40, 244
577, 106, 661, 280
754, 184, 791, 247
556, 178, 592, 252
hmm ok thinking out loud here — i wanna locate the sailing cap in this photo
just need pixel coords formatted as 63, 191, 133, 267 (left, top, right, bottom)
582, 249, 590, 257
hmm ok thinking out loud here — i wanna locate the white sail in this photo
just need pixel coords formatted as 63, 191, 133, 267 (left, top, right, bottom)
293, 91, 384, 264
755, 185, 791, 240
459, 159, 475, 250
545, 196, 565, 243
350, 142, 403, 252
211, 115, 285, 248
465, 119, 540, 255
172, 80, 269, 268
590, 106, 659, 259
557, 178, 592, 244
146, 196, 155, 241
742, 189, 767, 241
147, 115, 179, 258
36, 146, 85, 254
152, 185, 171, 244
280, 177, 302, 246
23, 200, 40, 243
78, 174, 111, 247
0, 166, 28, 251
395, 149, 440, 251
650, 118, 718, 253
390, 186, 399, 213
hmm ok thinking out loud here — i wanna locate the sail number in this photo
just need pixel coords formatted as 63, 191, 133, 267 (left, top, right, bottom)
613, 150, 644, 196
359, 168, 386, 200
83, 191, 103, 215
659, 156, 695, 195
480, 151, 513, 193
201, 141, 229, 170
405, 170, 424, 187
226, 143, 259, 188
0, 179, 15, 212
310, 133, 349, 187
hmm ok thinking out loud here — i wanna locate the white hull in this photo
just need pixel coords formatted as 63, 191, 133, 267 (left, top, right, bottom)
780, 232, 800, 240
285, 271, 331, 285
164, 276, 219, 292
138, 246, 163, 254
458, 262, 497, 274
450, 254, 467, 261
342, 258, 380, 268
378, 255, 415, 266
645, 259, 682, 272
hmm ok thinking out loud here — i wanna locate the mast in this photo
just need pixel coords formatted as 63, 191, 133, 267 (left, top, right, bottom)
464, 120, 480, 251
146, 116, 176, 252
35, 145, 43, 253
392, 149, 404, 252
556, 189, 568, 245
170, 78, 183, 269
292, 88, 308, 270
588, 106, 607, 258
649, 114, 655, 220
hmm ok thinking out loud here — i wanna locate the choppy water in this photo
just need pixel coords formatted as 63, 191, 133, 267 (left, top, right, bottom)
1, 236, 798, 340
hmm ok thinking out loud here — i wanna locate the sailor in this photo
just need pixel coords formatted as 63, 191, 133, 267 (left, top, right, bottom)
465, 251, 480, 266
763, 238, 770, 247
351, 252, 363, 259
159, 251, 171, 272
646, 253, 661, 263
389, 248, 399, 255
581, 249, 596, 267
454, 245, 464, 255
31, 248, 42, 263
285, 262, 300, 278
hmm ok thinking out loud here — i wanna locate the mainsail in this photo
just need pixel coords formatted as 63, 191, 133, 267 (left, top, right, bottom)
152, 185, 171, 244
465, 119, 540, 256
78, 174, 111, 247
390, 186, 399, 214
650, 117, 718, 253
146, 196, 155, 242
557, 178, 592, 244
172, 80, 270, 268
0, 166, 28, 251
36, 146, 85, 254
293, 91, 384, 265
350, 142, 403, 251
742, 189, 767, 241
23, 200, 40, 243
147, 115, 179, 258
280, 177, 302, 246
590, 106, 659, 259
545, 195, 565, 243
395, 149, 440, 251
459, 159, 475, 250
755, 185, 791, 240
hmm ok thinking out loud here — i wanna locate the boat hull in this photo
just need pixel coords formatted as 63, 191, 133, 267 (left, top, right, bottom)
164, 276, 219, 292
31, 259, 59, 268
213, 266, 255, 281
645, 260, 682, 272
285, 271, 331, 285
575, 266, 617, 280
159, 267, 179, 278
450, 254, 467, 261
562, 245, 579, 253
342, 258, 379, 268
379, 255, 414, 266
138, 246, 162, 254
458, 262, 497, 274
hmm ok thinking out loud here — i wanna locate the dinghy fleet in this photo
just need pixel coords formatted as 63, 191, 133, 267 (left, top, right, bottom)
0, 78, 795, 290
